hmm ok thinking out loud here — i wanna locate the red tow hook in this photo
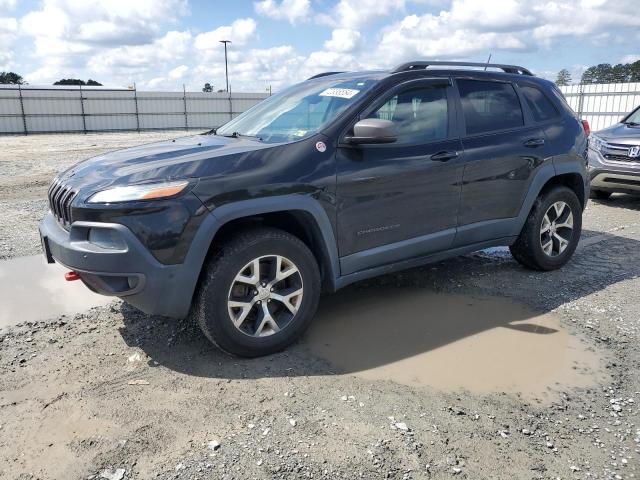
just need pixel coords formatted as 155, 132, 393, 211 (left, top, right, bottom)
64, 271, 81, 281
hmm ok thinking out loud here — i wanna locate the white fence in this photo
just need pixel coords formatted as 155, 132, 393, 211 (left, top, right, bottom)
559, 82, 640, 131
1, 82, 638, 135
0, 85, 269, 135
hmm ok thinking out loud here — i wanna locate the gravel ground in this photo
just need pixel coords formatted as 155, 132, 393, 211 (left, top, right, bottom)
1, 133, 640, 480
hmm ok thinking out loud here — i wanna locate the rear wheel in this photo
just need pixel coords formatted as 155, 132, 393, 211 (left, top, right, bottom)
590, 189, 612, 200
510, 186, 582, 271
192, 227, 321, 357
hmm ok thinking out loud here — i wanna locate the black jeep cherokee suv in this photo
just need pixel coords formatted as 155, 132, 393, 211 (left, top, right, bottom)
40, 61, 590, 357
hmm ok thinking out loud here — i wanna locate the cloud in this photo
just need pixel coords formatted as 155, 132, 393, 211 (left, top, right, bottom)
169, 65, 189, 80
370, 12, 528, 67
0, 0, 17, 69
10, 0, 640, 92
448, 0, 538, 32
21, 0, 189, 47
0, 0, 16, 10
87, 30, 192, 74
319, 0, 405, 29
254, 0, 311, 24
0, 16, 17, 67
194, 18, 257, 49
19, 0, 190, 84
531, 0, 640, 46
620, 55, 640, 64
324, 28, 362, 53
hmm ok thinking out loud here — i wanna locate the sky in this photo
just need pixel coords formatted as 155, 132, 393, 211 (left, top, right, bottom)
1, 0, 639, 92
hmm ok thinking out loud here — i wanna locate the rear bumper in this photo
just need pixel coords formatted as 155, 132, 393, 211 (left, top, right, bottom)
588, 149, 640, 193
38, 212, 195, 318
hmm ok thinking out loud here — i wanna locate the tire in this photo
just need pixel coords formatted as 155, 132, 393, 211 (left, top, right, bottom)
509, 186, 582, 271
192, 227, 321, 357
589, 189, 612, 200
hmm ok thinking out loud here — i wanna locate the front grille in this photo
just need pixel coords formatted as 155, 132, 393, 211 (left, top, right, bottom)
47, 179, 77, 227
602, 142, 640, 163
604, 153, 639, 163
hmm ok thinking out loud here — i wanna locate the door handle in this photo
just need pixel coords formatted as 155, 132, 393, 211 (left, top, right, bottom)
430, 150, 459, 162
523, 138, 545, 148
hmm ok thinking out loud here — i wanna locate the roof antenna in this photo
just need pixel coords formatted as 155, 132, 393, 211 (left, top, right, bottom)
484, 53, 492, 71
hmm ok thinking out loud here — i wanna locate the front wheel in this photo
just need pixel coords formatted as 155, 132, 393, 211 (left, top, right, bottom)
192, 227, 321, 357
510, 186, 582, 271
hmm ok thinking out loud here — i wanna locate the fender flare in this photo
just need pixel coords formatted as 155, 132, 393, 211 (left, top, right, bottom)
511, 159, 587, 236
175, 194, 340, 315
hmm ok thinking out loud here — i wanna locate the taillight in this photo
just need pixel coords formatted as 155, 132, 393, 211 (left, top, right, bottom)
581, 119, 591, 137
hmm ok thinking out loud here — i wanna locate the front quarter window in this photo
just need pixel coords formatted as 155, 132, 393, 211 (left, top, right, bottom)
216, 75, 381, 143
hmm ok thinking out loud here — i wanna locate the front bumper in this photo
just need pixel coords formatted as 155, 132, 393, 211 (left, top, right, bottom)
588, 149, 640, 193
39, 212, 195, 318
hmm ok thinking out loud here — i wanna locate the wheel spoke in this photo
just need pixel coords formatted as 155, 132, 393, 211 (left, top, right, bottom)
228, 299, 256, 328
553, 232, 569, 253
235, 258, 260, 285
541, 237, 553, 255
255, 303, 280, 337
541, 215, 551, 234
553, 202, 565, 220
555, 211, 573, 230
270, 287, 303, 315
269, 255, 299, 285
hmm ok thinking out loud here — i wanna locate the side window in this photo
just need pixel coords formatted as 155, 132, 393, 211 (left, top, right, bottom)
519, 84, 559, 122
367, 85, 448, 144
457, 79, 524, 135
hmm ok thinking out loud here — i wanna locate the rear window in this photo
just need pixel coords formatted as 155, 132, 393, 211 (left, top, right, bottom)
520, 84, 559, 122
457, 79, 524, 135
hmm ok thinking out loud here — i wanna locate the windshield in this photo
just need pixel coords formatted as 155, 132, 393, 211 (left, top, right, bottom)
216, 74, 382, 143
624, 107, 640, 125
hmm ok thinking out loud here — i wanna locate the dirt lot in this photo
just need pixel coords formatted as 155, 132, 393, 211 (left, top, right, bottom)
1, 132, 640, 480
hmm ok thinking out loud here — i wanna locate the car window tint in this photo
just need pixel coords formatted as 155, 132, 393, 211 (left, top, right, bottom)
457, 79, 524, 135
368, 86, 448, 143
520, 84, 559, 122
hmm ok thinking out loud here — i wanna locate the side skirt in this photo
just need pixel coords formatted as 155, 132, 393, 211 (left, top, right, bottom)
334, 236, 517, 290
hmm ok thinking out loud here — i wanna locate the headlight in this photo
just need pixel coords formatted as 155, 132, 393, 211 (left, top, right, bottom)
589, 134, 606, 153
87, 180, 189, 204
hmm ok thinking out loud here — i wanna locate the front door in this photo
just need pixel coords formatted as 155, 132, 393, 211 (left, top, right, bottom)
336, 79, 463, 275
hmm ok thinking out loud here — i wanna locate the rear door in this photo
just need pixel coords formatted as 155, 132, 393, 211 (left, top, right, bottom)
453, 77, 548, 245
336, 78, 463, 273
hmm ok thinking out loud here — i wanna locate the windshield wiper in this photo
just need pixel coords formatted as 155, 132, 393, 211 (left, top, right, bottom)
623, 121, 639, 126
221, 131, 262, 140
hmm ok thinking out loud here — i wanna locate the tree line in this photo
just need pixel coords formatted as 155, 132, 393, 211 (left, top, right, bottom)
0, 72, 102, 86
555, 60, 640, 86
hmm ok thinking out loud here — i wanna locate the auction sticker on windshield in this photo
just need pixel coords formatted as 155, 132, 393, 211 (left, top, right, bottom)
319, 88, 360, 99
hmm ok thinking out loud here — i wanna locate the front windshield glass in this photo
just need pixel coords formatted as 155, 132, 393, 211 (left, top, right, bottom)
216, 74, 382, 143
624, 107, 640, 124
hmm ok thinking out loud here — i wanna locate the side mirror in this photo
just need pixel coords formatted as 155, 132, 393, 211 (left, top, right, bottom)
346, 118, 398, 144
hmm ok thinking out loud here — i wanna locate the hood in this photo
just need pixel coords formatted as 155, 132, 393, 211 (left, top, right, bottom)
58, 134, 274, 188
595, 122, 640, 144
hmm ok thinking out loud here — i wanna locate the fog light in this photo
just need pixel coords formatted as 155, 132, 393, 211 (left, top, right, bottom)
88, 228, 127, 250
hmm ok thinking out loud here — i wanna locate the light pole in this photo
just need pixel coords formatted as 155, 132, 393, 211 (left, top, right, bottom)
219, 40, 231, 92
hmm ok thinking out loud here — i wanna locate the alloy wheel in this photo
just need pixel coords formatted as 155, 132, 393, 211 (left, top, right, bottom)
227, 255, 304, 337
540, 201, 574, 257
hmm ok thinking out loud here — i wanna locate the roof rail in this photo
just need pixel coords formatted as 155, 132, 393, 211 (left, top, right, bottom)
307, 71, 345, 80
391, 61, 533, 76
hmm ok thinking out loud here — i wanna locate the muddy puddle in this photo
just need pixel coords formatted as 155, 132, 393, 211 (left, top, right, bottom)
0, 255, 112, 328
305, 288, 604, 402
